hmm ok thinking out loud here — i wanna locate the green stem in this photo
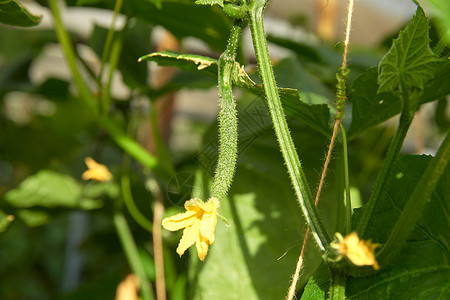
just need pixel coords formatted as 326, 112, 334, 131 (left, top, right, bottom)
150, 99, 176, 179
98, 0, 124, 86
329, 269, 346, 300
49, 0, 170, 180
356, 80, 413, 238
114, 212, 154, 300
340, 123, 352, 234
103, 27, 124, 112
48, 0, 97, 115
121, 162, 153, 232
249, 0, 330, 251
98, 116, 171, 180
211, 20, 243, 200
376, 130, 450, 267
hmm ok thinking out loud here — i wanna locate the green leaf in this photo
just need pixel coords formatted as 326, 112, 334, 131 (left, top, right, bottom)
138, 51, 219, 76
5, 170, 81, 208
195, 0, 223, 6
0, 0, 41, 27
378, 6, 441, 93
272, 57, 332, 136
301, 277, 326, 300
0, 211, 14, 232
120, 0, 231, 51
300, 264, 330, 299
16, 209, 50, 227
347, 68, 401, 139
187, 97, 335, 299
420, 59, 450, 104
348, 155, 450, 298
348, 60, 450, 139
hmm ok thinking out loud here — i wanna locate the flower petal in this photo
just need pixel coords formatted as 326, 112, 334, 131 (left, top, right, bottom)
335, 232, 379, 270
200, 209, 218, 243
162, 210, 200, 231
196, 234, 210, 261
82, 157, 112, 181
184, 198, 204, 211
176, 219, 201, 257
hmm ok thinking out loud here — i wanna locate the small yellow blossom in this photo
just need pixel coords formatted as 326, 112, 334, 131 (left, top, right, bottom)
162, 197, 219, 261
331, 232, 380, 270
82, 157, 113, 181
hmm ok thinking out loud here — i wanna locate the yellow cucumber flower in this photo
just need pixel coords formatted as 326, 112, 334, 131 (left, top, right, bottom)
331, 232, 380, 270
82, 157, 113, 182
162, 197, 219, 261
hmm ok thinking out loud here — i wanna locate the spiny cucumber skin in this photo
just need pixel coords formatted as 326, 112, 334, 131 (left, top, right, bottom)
211, 23, 242, 200
212, 100, 238, 200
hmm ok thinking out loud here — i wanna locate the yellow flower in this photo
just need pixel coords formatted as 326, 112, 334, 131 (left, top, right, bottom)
82, 157, 113, 181
162, 197, 219, 261
331, 232, 380, 270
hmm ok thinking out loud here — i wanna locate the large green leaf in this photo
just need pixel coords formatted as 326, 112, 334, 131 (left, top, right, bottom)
81, 0, 231, 51
420, 59, 450, 104
346, 155, 450, 298
378, 5, 441, 93
0, 0, 41, 27
182, 95, 336, 299
347, 68, 401, 139
5, 170, 81, 208
348, 61, 450, 139
272, 57, 332, 136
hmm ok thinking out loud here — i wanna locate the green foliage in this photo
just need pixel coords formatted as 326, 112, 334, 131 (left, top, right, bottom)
346, 155, 450, 298
139, 51, 219, 76
0, 0, 449, 299
5, 170, 81, 208
141, 52, 331, 136
103, 0, 232, 51
195, 0, 223, 6
190, 97, 328, 299
347, 68, 400, 139
0, 211, 13, 232
0, 0, 41, 27
378, 6, 441, 94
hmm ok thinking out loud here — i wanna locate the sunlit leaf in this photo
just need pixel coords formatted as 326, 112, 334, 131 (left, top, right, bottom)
189, 96, 334, 299
5, 170, 81, 208
347, 155, 450, 298
378, 5, 441, 93
195, 0, 223, 6
300, 264, 330, 299
139, 51, 218, 76
0, 0, 41, 27
17, 209, 50, 227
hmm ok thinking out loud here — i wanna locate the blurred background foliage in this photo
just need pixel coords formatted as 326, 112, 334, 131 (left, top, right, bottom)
0, 0, 448, 299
